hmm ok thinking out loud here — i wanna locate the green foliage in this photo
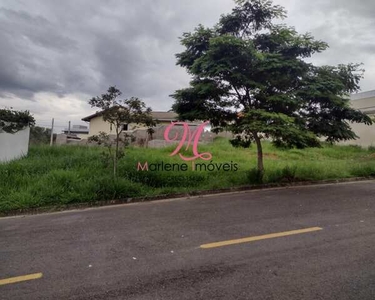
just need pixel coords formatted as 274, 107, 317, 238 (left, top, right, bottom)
146, 127, 155, 140
88, 86, 155, 177
89, 86, 155, 128
246, 168, 264, 184
88, 131, 135, 168
29, 126, 52, 145
171, 0, 372, 178
1, 139, 375, 214
0, 108, 35, 134
230, 135, 252, 148
88, 131, 112, 147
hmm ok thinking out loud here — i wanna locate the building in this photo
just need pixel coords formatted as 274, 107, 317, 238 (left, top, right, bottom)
350, 90, 375, 115
62, 125, 89, 139
342, 90, 375, 147
81, 111, 178, 137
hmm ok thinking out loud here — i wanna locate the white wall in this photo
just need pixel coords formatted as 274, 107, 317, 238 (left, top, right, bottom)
88, 116, 113, 136
343, 92, 375, 147
0, 127, 30, 163
339, 121, 375, 148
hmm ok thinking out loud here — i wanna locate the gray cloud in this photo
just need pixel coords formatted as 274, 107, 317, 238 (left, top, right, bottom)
0, 0, 374, 123
304, 0, 375, 19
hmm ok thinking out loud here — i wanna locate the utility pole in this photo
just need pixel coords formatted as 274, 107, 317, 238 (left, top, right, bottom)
50, 118, 54, 146
68, 121, 71, 135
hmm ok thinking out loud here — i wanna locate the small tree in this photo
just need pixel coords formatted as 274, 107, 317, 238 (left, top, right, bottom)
172, 0, 372, 180
88, 86, 154, 177
29, 126, 52, 145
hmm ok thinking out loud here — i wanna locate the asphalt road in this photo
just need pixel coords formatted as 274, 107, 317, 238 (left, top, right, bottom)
1, 180, 375, 300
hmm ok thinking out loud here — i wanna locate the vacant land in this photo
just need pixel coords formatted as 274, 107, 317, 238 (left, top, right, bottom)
1, 138, 375, 214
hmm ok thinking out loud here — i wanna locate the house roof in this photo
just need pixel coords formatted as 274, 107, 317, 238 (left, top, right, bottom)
63, 129, 89, 133
82, 110, 178, 122
351, 90, 375, 101
151, 111, 178, 121
350, 90, 375, 115
63, 125, 89, 133
81, 111, 104, 122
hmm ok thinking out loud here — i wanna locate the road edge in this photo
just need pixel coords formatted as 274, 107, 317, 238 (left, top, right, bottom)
1, 176, 375, 218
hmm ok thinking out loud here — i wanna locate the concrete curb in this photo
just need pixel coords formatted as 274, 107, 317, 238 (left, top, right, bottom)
1, 176, 374, 217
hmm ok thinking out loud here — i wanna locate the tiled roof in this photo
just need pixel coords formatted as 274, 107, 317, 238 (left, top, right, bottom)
82, 110, 178, 122
150, 111, 178, 120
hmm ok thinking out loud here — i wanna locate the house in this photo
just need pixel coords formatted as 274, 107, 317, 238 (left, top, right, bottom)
340, 90, 375, 147
81, 111, 179, 137
62, 125, 89, 139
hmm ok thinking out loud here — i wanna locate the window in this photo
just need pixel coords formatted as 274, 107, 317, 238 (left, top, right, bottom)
122, 124, 128, 131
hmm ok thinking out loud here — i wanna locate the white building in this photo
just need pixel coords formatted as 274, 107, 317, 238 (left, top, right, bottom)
342, 90, 375, 147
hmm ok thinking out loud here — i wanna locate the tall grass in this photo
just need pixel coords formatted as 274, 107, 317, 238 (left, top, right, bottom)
0, 138, 374, 213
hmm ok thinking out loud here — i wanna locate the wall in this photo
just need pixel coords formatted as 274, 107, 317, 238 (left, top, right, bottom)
351, 91, 375, 114
0, 127, 30, 162
76, 133, 89, 139
339, 118, 375, 147
340, 92, 375, 147
87, 116, 113, 136
87, 116, 177, 137
87, 116, 147, 136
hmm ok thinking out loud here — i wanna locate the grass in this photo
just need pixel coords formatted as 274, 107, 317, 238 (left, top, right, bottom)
1, 137, 375, 214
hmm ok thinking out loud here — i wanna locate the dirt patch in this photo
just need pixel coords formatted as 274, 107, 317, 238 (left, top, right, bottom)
263, 153, 279, 160
357, 153, 375, 161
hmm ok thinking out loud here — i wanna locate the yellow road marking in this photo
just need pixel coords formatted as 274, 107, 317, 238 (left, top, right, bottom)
0, 273, 43, 286
200, 227, 323, 249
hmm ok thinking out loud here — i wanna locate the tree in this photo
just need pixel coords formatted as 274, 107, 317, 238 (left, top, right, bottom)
29, 126, 52, 145
0, 108, 35, 134
172, 0, 372, 180
88, 86, 154, 177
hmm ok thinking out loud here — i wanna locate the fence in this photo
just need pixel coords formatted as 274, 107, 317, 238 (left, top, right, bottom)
0, 127, 30, 162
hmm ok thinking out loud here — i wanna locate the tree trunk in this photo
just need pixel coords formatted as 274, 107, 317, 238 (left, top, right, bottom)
253, 133, 264, 181
114, 130, 119, 178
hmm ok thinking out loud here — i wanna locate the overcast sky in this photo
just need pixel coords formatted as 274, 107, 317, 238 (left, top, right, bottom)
0, 0, 374, 130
